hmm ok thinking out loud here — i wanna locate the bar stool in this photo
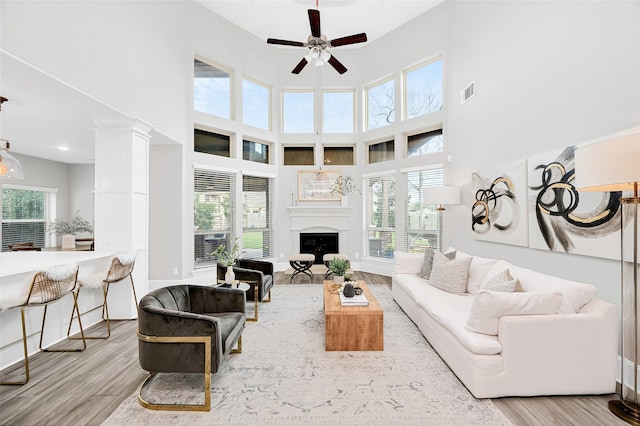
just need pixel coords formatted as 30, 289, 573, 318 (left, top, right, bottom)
67, 252, 137, 340
289, 253, 315, 282
323, 253, 351, 279
0, 263, 86, 385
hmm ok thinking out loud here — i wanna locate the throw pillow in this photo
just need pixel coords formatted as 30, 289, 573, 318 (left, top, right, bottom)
466, 290, 563, 335
427, 250, 471, 294
394, 251, 424, 275
456, 250, 499, 295
482, 269, 523, 292
418, 248, 456, 280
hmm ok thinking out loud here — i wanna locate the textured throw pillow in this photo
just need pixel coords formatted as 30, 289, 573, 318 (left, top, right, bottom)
418, 248, 456, 280
466, 290, 562, 335
482, 269, 523, 292
427, 250, 471, 294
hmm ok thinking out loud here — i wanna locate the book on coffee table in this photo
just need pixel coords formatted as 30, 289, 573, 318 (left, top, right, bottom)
339, 292, 369, 306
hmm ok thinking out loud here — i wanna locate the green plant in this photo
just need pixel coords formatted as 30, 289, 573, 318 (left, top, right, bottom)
331, 175, 361, 196
212, 239, 240, 266
329, 258, 349, 276
48, 214, 93, 236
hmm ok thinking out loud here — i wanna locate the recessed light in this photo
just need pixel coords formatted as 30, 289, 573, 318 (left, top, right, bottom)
58, 146, 70, 151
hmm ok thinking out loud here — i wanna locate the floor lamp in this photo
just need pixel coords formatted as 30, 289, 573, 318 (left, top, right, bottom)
423, 185, 460, 251
575, 133, 640, 425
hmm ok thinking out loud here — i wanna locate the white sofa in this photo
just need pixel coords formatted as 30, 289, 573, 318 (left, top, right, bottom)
392, 249, 618, 399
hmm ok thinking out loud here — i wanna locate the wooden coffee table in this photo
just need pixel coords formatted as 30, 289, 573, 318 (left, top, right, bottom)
323, 280, 384, 351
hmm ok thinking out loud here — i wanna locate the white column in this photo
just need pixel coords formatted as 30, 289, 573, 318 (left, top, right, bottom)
93, 119, 151, 319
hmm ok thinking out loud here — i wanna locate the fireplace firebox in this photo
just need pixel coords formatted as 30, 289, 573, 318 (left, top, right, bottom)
300, 232, 339, 264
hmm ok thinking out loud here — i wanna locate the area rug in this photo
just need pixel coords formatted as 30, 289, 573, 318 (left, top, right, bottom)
102, 284, 512, 425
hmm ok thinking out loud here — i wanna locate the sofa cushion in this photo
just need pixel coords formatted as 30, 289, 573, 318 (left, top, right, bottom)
418, 248, 455, 279
466, 290, 563, 335
428, 251, 472, 294
455, 250, 499, 295
414, 289, 502, 355
482, 269, 522, 292
394, 251, 424, 275
482, 260, 597, 314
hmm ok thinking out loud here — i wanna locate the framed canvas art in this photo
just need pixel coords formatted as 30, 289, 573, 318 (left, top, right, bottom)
298, 170, 342, 201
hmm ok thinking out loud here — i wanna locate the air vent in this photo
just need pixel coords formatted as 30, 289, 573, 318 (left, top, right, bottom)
461, 81, 475, 104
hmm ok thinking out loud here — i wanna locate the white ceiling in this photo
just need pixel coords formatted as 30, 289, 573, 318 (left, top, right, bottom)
197, 0, 444, 46
0, 0, 444, 166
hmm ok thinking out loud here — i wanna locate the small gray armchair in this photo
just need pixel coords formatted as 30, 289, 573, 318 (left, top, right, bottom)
216, 258, 274, 303
137, 285, 246, 411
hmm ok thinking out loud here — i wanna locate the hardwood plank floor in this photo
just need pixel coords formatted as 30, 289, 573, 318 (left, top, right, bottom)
0, 274, 627, 425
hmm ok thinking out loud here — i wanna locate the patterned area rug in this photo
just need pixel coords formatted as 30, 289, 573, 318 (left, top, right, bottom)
103, 285, 512, 425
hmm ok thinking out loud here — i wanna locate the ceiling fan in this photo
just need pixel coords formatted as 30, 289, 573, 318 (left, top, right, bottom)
267, 9, 367, 75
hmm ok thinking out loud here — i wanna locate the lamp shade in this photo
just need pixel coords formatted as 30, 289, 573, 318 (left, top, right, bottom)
423, 185, 461, 206
0, 140, 24, 180
574, 133, 640, 192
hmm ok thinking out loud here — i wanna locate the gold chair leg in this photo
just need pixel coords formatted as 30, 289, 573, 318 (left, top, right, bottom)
230, 335, 242, 354
0, 308, 30, 385
42, 293, 86, 352
247, 286, 258, 322
137, 333, 211, 411
67, 284, 110, 340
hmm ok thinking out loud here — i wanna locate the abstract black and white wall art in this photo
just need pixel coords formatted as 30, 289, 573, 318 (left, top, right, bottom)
527, 146, 622, 260
471, 160, 529, 247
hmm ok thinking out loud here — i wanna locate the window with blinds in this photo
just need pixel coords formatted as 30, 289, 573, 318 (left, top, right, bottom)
2, 186, 54, 251
404, 167, 443, 252
194, 169, 236, 269
366, 174, 395, 259
242, 175, 273, 259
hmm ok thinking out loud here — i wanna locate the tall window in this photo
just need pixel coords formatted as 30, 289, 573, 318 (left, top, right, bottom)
403, 58, 443, 120
366, 174, 395, 259
194, 169, 236, 269
193, 57, 232, 119
323, 90, 354, 133
404, 167, 443, 253
2, 185, 55, 251
283, 90, 314, 133
366, 77, 395, 130
243, 78, 270, 130
407, 128, 443, 157
242, 175, 273, 259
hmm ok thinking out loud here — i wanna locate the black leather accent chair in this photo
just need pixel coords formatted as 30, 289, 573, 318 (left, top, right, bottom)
216, 258, 274, 303
137, 285, 246, 411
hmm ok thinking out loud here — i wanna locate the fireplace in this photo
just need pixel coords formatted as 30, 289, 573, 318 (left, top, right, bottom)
300, 232, 339, 264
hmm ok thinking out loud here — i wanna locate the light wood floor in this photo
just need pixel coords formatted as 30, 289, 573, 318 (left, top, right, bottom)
0, 273, 626, 425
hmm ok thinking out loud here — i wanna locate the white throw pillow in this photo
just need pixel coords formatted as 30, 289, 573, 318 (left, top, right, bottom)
482, 269, 523, 292
394, 251, 424, 275
466, 290, 563, 335
418, 248, 456, 280
456, 250, 499, 295
428, 251, 472, 295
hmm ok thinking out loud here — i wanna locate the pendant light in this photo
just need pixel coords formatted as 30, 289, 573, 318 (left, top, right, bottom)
0, 98, 24, 179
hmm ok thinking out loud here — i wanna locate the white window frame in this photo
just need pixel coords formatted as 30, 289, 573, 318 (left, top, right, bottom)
194, 55, 235, 121
322, 89, 355, 134
282, 89, 315, 134
402, 56, 443, 121
365, 75, 395, 131
1, 184, 57, 250
242, 76, 272, 131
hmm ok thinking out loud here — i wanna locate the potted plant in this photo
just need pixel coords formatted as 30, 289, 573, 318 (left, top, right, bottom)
48, 214, 93, 250
331, 175, 361, 206
213, 239, 240, 284
329, 257, 349, 284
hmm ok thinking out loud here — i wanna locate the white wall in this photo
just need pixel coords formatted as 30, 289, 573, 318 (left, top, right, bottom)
69, 163, 95, 229
445, 0, 640, 306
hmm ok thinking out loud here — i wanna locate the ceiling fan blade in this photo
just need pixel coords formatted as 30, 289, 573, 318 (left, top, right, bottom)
308, 9, 321, 38
328, 55, 347, 74
267, 38, 305, 47
292, 58, 309, 74
330, 33, 368, 47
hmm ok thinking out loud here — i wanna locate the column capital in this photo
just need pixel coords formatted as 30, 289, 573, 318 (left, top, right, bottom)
93, 118, 153, 136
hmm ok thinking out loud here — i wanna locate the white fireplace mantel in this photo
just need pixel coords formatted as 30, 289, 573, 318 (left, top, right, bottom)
287, 205, 352, 231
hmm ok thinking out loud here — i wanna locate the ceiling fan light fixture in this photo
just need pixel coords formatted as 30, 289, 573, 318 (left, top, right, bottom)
320, 50, 331, 61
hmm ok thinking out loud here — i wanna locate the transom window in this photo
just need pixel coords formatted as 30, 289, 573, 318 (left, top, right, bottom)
193, 57, 232, 120
403, 58, 443, 120
366, 77, 395, 130
323, 90, 354, 133
194, 128, 231, 158
368, 140, 395, 164
324, 146, 354, 166
284, 146, 314, 166
407, 128, 443, 157
283, 90, 314, 133
243, 139, 270, 164
243, 77, 270, 130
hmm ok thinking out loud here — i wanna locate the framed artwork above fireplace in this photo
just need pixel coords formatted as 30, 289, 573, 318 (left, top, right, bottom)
298, 170, 341, 201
